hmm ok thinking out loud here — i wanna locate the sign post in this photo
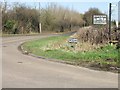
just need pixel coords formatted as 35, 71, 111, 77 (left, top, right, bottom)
93, 15, 107, 25
109, 3, 112, 41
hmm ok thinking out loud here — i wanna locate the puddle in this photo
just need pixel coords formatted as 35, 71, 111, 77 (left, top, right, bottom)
17, 62, 23, 64
3, 45, 7, 47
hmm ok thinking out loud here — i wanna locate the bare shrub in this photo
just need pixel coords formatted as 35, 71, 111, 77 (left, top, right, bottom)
75, 26, 120, 45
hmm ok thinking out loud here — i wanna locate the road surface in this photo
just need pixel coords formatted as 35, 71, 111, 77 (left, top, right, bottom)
2, 34, 118, 88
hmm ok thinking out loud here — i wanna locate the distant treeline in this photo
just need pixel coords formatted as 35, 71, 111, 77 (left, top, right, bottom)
1, 2, 108, 34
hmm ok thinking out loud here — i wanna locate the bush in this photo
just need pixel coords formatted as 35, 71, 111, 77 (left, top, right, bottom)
76, 26, 120, 45
5, 20, 15, 29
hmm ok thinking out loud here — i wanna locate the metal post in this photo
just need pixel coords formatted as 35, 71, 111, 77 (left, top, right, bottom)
109, 3, 112, 41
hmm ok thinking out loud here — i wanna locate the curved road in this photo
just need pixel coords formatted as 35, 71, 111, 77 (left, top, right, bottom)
2, 34, 118, 88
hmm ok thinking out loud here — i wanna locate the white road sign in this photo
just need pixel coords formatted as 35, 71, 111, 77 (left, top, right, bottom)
93, 15, 107, 25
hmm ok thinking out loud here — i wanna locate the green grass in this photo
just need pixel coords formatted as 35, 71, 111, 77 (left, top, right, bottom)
22, 36, 119, 68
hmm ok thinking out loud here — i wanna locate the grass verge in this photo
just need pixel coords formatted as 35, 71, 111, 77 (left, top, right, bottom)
22, 36, 120, 73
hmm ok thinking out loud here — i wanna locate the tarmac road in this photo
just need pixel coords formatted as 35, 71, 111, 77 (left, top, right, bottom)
2, 34, 118, 88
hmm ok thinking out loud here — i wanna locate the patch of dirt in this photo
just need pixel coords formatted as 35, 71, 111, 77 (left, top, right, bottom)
70, 60, 119, 73
84, 61, 119, 73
